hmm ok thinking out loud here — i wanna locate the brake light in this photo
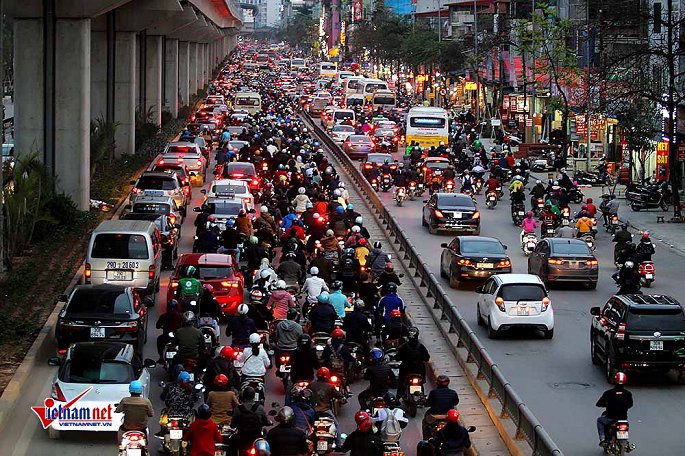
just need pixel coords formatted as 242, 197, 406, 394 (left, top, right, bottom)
57, 349, 67, 355
434, 209, 444, 218
541, 297, 551, 311
495, 297, 505, 311
232, 173, 244, 178
52, 382, 67, 402
251, 178, 259, 185
171, 281, 179, 289
497, 259, 511, 268
410, 377, 421, 385
457, 258, 472, 266
586, 259, 598, 266
196, 160, 203, 167
279, 355, 291, 363
364, 164, 371, 169
115, 321, 139, 333
472, 211, 480, 219
616, 322, 626, 340
169, 214, 176, 225
548, 258, 564, 265
329, 375, 339, 384
84, 263, 91, 283
221, 281, 240, 288
617, 422, 629, 431
148, 265, 155, 281
157, 159, 165, 165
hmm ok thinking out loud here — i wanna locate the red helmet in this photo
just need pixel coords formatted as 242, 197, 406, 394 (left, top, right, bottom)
390, 309, 402, 318
331, 328, 345, 339
220, 346, 235, 360
358, 238, 367, 246
641, 232, 650, 240
214, 374, 229, 387
316, 367, 330, 380
354, 410, 370, 425
587, 197, 593, 203
447, 409, 460, 423
358, 418, 373, 432
614, 372, 627, 385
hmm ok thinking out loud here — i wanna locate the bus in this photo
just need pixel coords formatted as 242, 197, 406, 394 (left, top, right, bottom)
343, 77, 366, 96
319, 62, 337, 78
234, 91, 262, 115
405, 107, 449, 148
290, 58, 307, 71
372, 90, 396, 112
356, 78, 389, 101
335, 71, 355, 86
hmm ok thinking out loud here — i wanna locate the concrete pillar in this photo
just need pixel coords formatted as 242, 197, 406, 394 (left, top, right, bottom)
14, 19, 44, 160
201, 43, 207, 86
145, 35, 163, 126
189, 41, 198, 95
114, 31, 137, 156
55, 19, 91, 210
178, 41, 190, 108
91, 31, 107, 120
164, 38, 179, 118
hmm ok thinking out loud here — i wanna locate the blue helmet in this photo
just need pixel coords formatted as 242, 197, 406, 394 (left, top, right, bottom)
177, 371, 191, 383
226, 219, 235, 227
336, 206, 344, 214
347, 203, 354, 210
129, 380, 143, 394
253, 438, 271, 456
370, 347, 384, 362
317, 291, 330, 304
167, 299, 178, 310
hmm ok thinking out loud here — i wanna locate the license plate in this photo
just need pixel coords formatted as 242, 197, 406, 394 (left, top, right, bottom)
518, 211, 525, 215
646, 273, 653, 279
453, 212, 462, 219
477, 263, 493, 269
418, 184, 424, 188
568, 261, 579, 269
435, 170, 442, 175
170, 429, 183, 440
650, 340, 663, 351
107, 270, 132, 281
616, 431, 629, 439
127, 450, 142, 456
166, 351, 177, 359
279, 364, 291, 373
516, 306, 529, 316
214, 451, 226, 456
489, 196, 496, 201
90, 327, 106, 338
317, 441, 328, 451
143, 190, 165, 197
254, 393, 259, 401
409, 385, 422, 394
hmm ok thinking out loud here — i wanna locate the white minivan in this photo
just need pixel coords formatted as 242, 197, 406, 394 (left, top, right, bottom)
85, 220, 163, 295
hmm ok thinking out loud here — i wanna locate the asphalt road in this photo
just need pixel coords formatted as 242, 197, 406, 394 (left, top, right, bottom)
7, 156, 426, 456
371, 164, 685, 454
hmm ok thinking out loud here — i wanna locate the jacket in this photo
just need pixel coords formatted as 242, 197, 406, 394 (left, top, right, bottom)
275, 320, 303, 351
320, 235, 339, 251
174, 326, 204, 359
277, 260, 303, 285
521, 217, 537, 233
290, 346, 318, 382
426, 386, 460, 415
229, 315, 257, 347
366, 248, 391, 275
255, 214, 277, 234
434, 422, 472, 453
379, 294, 405, 322
343, 310, 372, 344
237, 345, 271, 377
162, 382, 197, 417
328, 290, 349, 319
365, 364, 395, 394
308, 302, 338, 334
340, 429, 384, 456
156, 310, 184, 334
309, 380, 342, 413
115, 396, 153, 431
183, 417, 222, 456
280, 213, 299, 231
292, 194, 311, 213
207, 390, 239, 425
596, 387, 633, 420
235, 216, 253, 237
397, 340, 430, 375
266, 423, 310, 456
268, 289, 296, 320
302, 276, 329, 302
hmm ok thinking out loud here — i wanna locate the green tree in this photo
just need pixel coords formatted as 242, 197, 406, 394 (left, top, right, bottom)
615, 99, 661, 183
280, 6, 318, 54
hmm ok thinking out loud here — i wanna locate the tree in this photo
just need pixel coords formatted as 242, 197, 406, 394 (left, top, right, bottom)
279, 6, 318, 53
615, 99, 661, 183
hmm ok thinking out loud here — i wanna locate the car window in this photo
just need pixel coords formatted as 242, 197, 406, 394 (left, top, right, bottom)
198, 266, 233, 279
213, 183, 248, 195
66, 289, 132, 316
449, 239, 458, 251
166, 145, 196, 154
132, 202, 171, 216
537, 242, 549, 255
207, 202, 243, 216
136, 176, 177, 190
437, 194, 474, 208
483, 279, 496, 294
626, 307, 685, 331
603, 301, 620, 326
63, 360, 134, 384
91, 234, 149, 259
226, 164, 256, 176
460, 240, 505, 255
499, 284, 546, 301
551, 241, 590, 255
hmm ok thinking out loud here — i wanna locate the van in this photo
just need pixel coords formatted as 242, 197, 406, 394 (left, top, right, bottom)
85, 220, 163, 295
345, 94, 365, 108
325, 109, 356, 130
234, 91, 262, 115
357, 79, 389, 101
343, 77, 366, 96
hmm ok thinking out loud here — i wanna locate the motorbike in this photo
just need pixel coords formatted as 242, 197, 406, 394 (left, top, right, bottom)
313, 332, 330, 363
485, 191, 498, 209
276, 350, 294, 391
625, 181, 671, 211
582, 233, 596, 251
197, 317, 219, 354
313, 415, 338, 455
346, 341, 367, 382
542, 222, 556, 239
158, 409, 191, 456
638, 261, 655, 287
443, 180, 455, 193
534, 197, 545, 216
601, 420, 635, 455
162, 332, 178, 373
371, 178, 379, 192
495, 184, 504, 200
605, 214, 620, 234
240, 376, 266, 405
383, 442, 406, 456
404, 373, 427, 418
381, 174, 393, 192
568, 186, 584, 204
417, 424, 477, 456
511, 203, 526, 226
474, 178, 483, 195
574, 170, 604, 186
119, 430, 148, 456
329, 372, 349, 416
407, 181, 417, 200
395, 187, 407, 206
521, 233, 538, 256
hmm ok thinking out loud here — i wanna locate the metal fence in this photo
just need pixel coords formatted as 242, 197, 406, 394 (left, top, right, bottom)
304, 114, 563, 456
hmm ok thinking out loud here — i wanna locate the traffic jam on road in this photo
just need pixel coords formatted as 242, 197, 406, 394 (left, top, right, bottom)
31, 42, 685, 456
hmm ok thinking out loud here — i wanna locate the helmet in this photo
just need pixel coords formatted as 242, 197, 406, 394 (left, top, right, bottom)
167, 299, 178, 310
390, 309, 401, 318
358, 238, 367, 246
253, 438, 271, 456
351, 225, 361, 233
250, 235, 259, 245
260, 205, 269, 213
408, 326, 420, 340
536, 180, 542, 184
284, 251, 297, 259
587, 197, 593, 203
203, 283, 214, 293
317, 292, 330, 304
278, 164, 285, 170
353, 298, 365, 311
287, 308, 299, 320
437, 375, 450, 386
249, 333, 261, 344
310, 266, 319, 275
369, 347, 384, 362
641, 232, 650, 240
354, 410, 370, 425
526, 211, 533, 218
276, 280, 286, 289
260, 269, 271, 279
386, 282, 398, 293
332, 280, 343, 290
383, 392, 397, 408
358, 418, 373, 432
331, 328, 345, 339
373, 241, 382, 249
277, 406, 295, 424
447, 409, 460, 423
336, 206, 344, 214
183, 311, 195, 324
326, 229, 334, 237
347, 203, 355, 210
220, 346, 235, 360
355, 216, 363, 225
177, 371, 192, 383
614, 372, 627, 385
129, 380, 143, 395
226, 219, 235, 228
624, 261, 634, 269
306, 201, 313, 209
185, 265, 197, 277
250, 289, 264, 301
238, 304, 249, 315
197, 403, 212, 419
298, 333, 311, 346
313, 213, 320, 220
384, 262, 394, 271
316, 367, 330, 380
298, 187, 305, 194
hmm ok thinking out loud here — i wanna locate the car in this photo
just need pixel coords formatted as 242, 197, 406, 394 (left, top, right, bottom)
129, 194, 184, 226
420, 157, 451, 180
151, 159, 192, 200
325, 108, 355, 130
320, 106, 336, 127
55, 285, 152, 354
204, 178, 254, 210
590, 294, 685, 382
167, 254, 244, 316
162, 141, 207, 185
343, 135, 374, 159
475, 274, 553, 339
129, 171, 187, 214
527, 238, 599, 288
423, 193, 480, 235
361, 152, 394, 178
330, 124, 356, 144
195, 197, 250, 231
223, 162, 261, 194
46, 342, 155, 438
120, 212, 179, 269
372, 128, 399, 152
440, 236, 511, 287
228, 140, 250, 153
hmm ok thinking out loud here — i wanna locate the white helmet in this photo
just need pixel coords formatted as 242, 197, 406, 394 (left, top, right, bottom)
298, 187, 306, 194
338, 182, 345, 188
536, 180, 542, 185
260, 269, 271, 279
310, 266, 319, 275
624, 261, 634, 268
351, 225, 361, 233
276, 279, 286, 289
249, 333, 261, 344
333, 189, 342, 197
313, 213, 320, 220
238, 304, 249, 315
355, 216, 363, 225
260, 205, 269, 213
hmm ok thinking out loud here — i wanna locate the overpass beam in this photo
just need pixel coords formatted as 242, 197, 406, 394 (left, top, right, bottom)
189, 42, 198, 96
14, 19, 44, 162
164, 38, 179, 118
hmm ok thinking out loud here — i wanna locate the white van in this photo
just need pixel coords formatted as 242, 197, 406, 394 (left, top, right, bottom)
86, 220, 163, 295
234, 91, 262, 115
357, 79, 389, 101
335, 71, 356, 86
343, 77, 366, 96
325, 109, 356, 130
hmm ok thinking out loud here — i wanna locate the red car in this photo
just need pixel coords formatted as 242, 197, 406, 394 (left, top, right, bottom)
167, 253, 244, 316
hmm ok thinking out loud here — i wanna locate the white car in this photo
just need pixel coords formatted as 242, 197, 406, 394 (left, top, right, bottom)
330, 124, 355, 144
46, 342, 155, 438
204, 178, 254, 210
475, 273, 554, 339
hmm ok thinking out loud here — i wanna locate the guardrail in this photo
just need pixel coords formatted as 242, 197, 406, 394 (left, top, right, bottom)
304, 113, 564, 456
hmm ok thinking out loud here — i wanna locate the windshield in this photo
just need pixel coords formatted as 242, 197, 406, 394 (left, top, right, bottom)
438, 194, 474, 207
132, 203, 171, 215
208, 202, 242, 216
365, 83, 387, 93
166, 145, 195, 154
348, 80, 361, 90
212, 184, 247, 195
136, 176, 176, 190
63, 360, 133, 384
551, 242, 591, 256
426, 161, 450, 169
226, 164, 255, 176
499, 284, 546, 301
350, 136, 372, 144
374, 96, 396, 105
346, 97, 364, 106
197, 266, 233, 279
460, 240, 504, 255
67, 289, 132, 316
367, 154, 392, 163
291, 59, 305, 66
334, 112, 354, 120
333, 125, 355, 132
627, 308, 685, 331
236, 97, 260, 106
91, 233, 149, 259
410, 117, 446, 128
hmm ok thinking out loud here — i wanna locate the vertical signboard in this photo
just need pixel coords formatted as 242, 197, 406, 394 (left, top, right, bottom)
656, 141, 670, 181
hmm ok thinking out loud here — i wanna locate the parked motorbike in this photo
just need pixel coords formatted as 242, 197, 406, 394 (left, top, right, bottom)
625, 181, 671, 211
521, 233, 538, 256
639, 261, 655, 288
119, 430, 148, 456
485, 191, 498, 209
395, 187, 407, 206
601, 420, 635, 455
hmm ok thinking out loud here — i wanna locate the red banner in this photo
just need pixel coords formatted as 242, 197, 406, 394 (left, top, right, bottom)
656, 142, 669, 181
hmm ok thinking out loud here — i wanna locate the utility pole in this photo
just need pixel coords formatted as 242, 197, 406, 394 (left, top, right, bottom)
437, 0, 442, 42
585, 0, 592, 170
0, 1, 5, 274
530, 0, 537, 144
474, 0, 480, 123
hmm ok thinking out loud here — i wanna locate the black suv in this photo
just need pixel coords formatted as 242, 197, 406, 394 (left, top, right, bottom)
590, 294, 685, 383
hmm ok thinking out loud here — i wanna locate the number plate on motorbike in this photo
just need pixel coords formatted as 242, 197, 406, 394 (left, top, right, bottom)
518, 211, 525, 216
279, 365, 291, 373
616, 431, 629, 439
646, 274, 653, 279
90, 327, 106, 338
409, 385, 422, 394
650, 340, 663, 351
170, 429, 183, 440
127, 450, 142, 456
187, 373, 194, 382
317, 441, 328, 451
165, 351, 177, 359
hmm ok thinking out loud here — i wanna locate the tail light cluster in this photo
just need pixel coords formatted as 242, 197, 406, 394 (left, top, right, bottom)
495, 297, 505, 311
84, 263, 92, 283
616, 322, 626, 340
541, 297, 551, 312
496, 259, 511, 268
279, 355, 291, 363
115, 321, 139, 333
148, 265, 156, 281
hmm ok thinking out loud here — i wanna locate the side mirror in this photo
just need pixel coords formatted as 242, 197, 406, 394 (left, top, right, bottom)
143, 296, 155, 307
48, 357, 61, 366
467, 426, 476, 433
143, 358, 157, 368
201, 189, 207, 194
398, 273, 404, 278
124, 204, 132, 210
423, 200, 428, 204
194, 382, 205, 392
159, 380, 167, 388
193, 207, 202, 212
503, 245, 508, 250
440, 243, 448, 248
590, 306, 601, 316
56, 294, 68, 302
475, 285, 484, 293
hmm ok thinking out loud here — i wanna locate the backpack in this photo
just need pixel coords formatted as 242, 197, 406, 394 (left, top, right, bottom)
237, 402, 262, 437
328, 343, 345, 371
380, 409, 402, 442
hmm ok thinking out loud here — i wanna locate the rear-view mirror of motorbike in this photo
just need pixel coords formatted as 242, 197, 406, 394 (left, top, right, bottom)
201, 189, 207, 194
467, 426, 476, 432
159, 380, 166, 388
194, 383, 205, 392
502, 245, 508, 250
47, 357, 61, 366
590, 307, 601, 316
143, 296, 155, 307
193, 207, 202, 212
144, 359, 157, 369
441, 243, 448, 248
398, 273, 405, 278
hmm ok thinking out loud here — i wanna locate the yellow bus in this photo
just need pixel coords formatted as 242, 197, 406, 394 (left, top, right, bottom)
405, 107, 449, 148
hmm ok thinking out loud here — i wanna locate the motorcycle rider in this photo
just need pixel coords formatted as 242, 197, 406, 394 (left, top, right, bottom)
373, 392, 408, 442
432, 409, 474, 455
520, 211, 538, 245
329, 280, 350, 319
596, 372, 633, 447
381, 309, 410, 346
615, 261, 642, 295
602, 194, 620, 226
530, 180, 547, 209
302, 266, 330, 309
231, 386, 271, 455
393, 163, 408, 189
423, 375, 460, 438
229, 304, 257, 348
116, 380, 154, 443
176, 266, 203, 311
236, 333, 271, 382
203, 346, 240, 395
575, 210, 596, 238
323, 328, 354, 377
344, 298, 373, 352
359, 348, 395, 409
174, 311, 204, 368
396, 326, 430, 397
378, 283, 405, 323
268, 279, 297, 320
510, 187, 527, 218
160, 371, 198, 428
460, 170, 474, 193
198, 284, 221, 338
340, 411, 384, 456
613, 224, 633, 264
183, 404, 222, 456
290, 334, 319, 383
309, 292, 339, 335
265, 406, 310, 456
286, 386, 316, 432
273, 308, 303, 373
376, 262, 402, 295
635, 232, 656, 263
555, 219, 576, 239
156, 299, 184, 362
207, 374, 239, 426
586, 197, 598, 217
539, 203, 559, 238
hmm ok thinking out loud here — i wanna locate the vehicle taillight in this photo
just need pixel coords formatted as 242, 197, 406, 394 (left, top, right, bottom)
221, 281, 239, 288
497, 259, 511, 268
617, 422, 629, 431
169, 214, 176, 225
541, 297, 551, 311
196, 160, 203, 167
148, 265, 155, 281
57, 349, 67, 355
84, 263, 91, 283
52, 382, 67, 402
434, 209, 444, 218
410, 377, 421, 385
495, 297, 505, 311
616, 322, 626, 340
170, 281, 178, 289
116, 321, 139, 333
280, 355, 291, 363
586, 259, 598, 266
330, 375, 339, 384
472, 211, 480, 219
548, 258, 564, 265
157, 159, 165, 165
457, 258, 472, 266
251, 178, 259, 186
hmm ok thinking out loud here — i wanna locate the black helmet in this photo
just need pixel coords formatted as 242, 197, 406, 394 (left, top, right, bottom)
298, 333, 311, 346
287, 308, 299, 320
383, 392, 397, 408
332, 280, 343, 290
385, 282, 398, 293
408, 326, 420, 340
277, 406, 295, 424
437, 375, 450, 386
196, 403, 212, 419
